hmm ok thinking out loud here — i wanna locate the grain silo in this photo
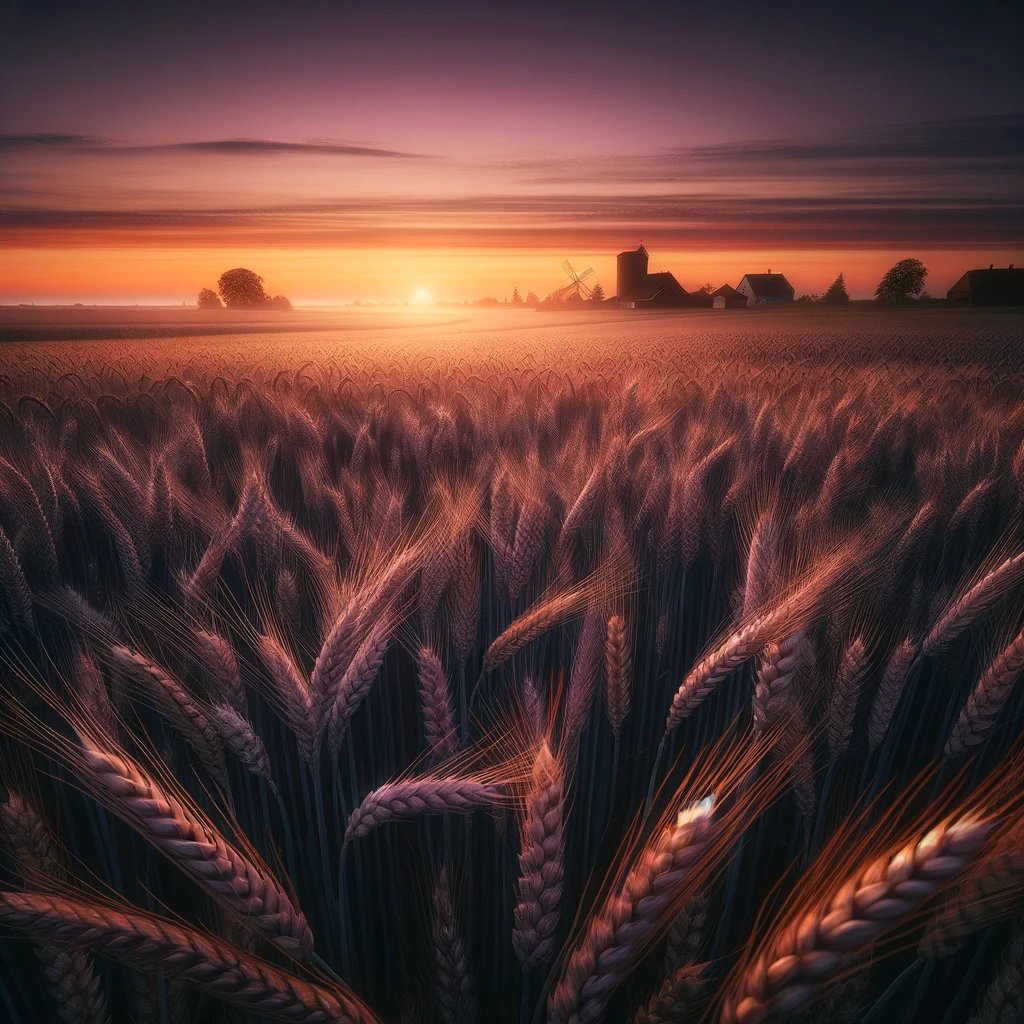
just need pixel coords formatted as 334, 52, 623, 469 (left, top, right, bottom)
617, 244, 649, 300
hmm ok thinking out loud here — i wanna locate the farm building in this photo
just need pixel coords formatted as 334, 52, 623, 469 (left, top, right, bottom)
711, 284, 748, 309
615, 245, 710, 308
946, 266, 1024, 306
737, 273, 794, 305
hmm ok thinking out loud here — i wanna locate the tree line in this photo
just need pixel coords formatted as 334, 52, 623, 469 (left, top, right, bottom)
798, 258, 930, 306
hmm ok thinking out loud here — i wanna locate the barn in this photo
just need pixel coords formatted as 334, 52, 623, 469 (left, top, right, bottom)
711, 284, 748, 309
615, 245, 708, 308
737, 273, 795, 305
946, 266, 1024, 307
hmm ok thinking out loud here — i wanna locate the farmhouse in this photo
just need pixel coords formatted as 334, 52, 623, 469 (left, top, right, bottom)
736, 273, 795, 305
615, 245, 709, 308
946, 265, 1024, 307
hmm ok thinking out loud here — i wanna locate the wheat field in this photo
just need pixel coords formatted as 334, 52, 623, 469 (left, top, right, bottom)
1, 310, 1023, 1023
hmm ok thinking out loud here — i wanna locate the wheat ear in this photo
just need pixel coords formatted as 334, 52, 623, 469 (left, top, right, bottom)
210, 702, 273, 782
109, 644, 227, 787
604, 613, 632, 737
633, 961, 708, 1024
825, 636, 868, 760
512, 741, 566, 969
431, 866, 477, 1024
867, 638, 918, 752
967, 924, 1024, 1024
547, 796, 716, 1024
71, 734, 314, 959
922, 551, 1024, 657
0, 795, 112, 1024
723, 815, 993, 1024
946, 626, 1024, 755
416, 646, 459, 762
0, 891, 376, 1024
343, 779, 505, 851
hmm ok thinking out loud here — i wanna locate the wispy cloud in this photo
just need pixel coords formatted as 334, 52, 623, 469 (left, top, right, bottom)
0, 133, 105, 148
3, 192, 1020, 248
512, 115, 1024, 185
0, 134, 431, 159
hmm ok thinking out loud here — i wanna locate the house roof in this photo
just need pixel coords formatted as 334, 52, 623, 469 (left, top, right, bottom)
711, 284, 746, 299
622, 271, 688, 302
739, 273, 794, 298
947, 268, 1024, 304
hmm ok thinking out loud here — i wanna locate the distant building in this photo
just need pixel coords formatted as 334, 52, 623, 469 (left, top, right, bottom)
737, 272, 795, 306
711, 284, 748, 309
615, 244, 709, 308
946, 265, 1024, 307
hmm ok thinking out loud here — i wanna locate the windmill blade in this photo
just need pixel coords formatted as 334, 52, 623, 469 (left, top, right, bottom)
578, 268, 595, 282
561, 260, 576, 280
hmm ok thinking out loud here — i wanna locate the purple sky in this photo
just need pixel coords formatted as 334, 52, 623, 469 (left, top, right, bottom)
2, 0, 1022, 301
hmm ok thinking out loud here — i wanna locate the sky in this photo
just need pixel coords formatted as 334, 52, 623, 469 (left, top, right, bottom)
1, 0, 1022, 303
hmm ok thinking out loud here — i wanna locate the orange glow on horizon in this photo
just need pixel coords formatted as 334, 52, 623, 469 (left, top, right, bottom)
2, 243, 1016, 306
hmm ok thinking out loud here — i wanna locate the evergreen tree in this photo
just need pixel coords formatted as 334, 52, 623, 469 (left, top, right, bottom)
526, 291, 539, 307
821, 273, 850, 305
512, 286, 524, 305
590, 283, 605, 304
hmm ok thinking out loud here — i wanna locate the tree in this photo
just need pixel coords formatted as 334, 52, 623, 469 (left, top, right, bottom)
269, 294, 292, 310
875, 259, 927, 304
197, 287, 222, 309
821, 273, 850, 306
217, 267, 270, 308
526, 291, 539, 307
511, 286, 524, 305
590, 283, 606, 304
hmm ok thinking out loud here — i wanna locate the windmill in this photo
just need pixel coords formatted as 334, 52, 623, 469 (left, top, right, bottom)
554, 260, 594, 301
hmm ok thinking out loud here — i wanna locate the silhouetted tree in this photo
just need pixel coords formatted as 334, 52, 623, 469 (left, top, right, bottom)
217, 268, 270, 308
821, 273, 851, 305
698, 282, 714, 294
512, 286, 524, 305
590, 283, 605, 303
197, 288, 222, 309
875, 259, 927, 304
526, 291, 539, 307
269, 294, 292, 310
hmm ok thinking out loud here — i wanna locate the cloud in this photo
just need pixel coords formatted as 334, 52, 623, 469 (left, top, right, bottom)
120, 138, 433, 159
0, 133, 106, 148
511, 115, 1024, 185
3, 192, 1020, 248
0, 134, 432, 159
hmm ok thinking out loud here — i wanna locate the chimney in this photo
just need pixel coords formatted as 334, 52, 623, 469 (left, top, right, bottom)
989, 264, 994, 270
767, 268, 772, 274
